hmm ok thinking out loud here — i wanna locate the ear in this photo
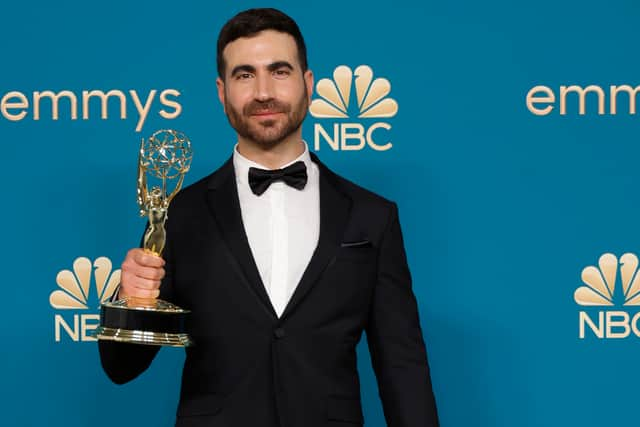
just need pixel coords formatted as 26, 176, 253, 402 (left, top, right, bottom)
303, 69, 314, 104
216, 77, 226, 113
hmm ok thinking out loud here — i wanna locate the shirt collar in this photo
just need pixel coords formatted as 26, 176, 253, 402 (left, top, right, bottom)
233, 141, 313, 187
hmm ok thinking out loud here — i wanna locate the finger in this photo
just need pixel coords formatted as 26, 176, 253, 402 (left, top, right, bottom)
141, 251, 166, 267
130, 265, 165, 281
121, 273, 161, 291
120, 287, 160, 300
130, 248, 165, 268
132, 278, 162, 291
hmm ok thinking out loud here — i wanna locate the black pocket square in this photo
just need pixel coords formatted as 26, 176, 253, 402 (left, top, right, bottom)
340, 240, 372, 248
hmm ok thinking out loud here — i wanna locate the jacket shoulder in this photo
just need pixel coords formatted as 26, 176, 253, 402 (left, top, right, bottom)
317, 158, 396, 211
320, 164, 400, 246
334, 172, 394, 207
170, 157, 232, 207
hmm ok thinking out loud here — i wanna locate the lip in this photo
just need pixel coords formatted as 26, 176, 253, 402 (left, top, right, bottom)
251, 111, 282, 117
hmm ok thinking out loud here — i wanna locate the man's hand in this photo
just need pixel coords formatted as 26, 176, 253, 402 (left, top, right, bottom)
119, 248, 166, 299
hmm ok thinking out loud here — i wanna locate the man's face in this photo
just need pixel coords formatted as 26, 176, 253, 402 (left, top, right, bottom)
216, 30, 313, 148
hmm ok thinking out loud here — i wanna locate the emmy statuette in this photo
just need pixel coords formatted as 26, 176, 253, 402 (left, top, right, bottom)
95, 129, 193, 347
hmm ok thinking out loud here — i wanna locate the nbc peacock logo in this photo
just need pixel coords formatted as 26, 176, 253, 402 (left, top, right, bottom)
49, 257, 120, 342
575, 253, 640, 339
309, 65, 397, 151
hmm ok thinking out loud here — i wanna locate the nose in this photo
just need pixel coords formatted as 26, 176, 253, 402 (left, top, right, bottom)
254, 72, 275, 101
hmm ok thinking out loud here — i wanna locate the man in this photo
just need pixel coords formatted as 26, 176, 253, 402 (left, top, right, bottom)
99, 8, 439, 427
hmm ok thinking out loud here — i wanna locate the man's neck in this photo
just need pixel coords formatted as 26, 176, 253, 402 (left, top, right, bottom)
237, 136, 305, 169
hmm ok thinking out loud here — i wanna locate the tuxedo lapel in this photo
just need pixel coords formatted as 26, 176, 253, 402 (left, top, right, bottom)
207, 157, 277, 319
205, 153, 352, 321
280, 153, 352, 320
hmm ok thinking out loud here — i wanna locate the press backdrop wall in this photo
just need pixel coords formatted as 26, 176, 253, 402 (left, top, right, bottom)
2, 1, 638, 426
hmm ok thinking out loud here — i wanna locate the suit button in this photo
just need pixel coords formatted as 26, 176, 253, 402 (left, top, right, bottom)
274, 328, 285, 339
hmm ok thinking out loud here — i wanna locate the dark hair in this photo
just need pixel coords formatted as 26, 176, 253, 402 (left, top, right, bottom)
216, 8, 308, 79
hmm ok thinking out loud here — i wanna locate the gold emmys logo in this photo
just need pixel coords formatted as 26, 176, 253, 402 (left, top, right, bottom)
49, 257, 120, 342
575, 253, 640, 339
0, 89, 181, 132
309, 65, 397, 151
526, 84, 640, 116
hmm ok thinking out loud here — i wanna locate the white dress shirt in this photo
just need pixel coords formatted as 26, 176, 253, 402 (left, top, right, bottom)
233, 141, 320, 317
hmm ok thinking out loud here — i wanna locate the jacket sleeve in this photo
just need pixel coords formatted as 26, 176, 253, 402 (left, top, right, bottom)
366, 203, 439, 427
98, 227, 175, 385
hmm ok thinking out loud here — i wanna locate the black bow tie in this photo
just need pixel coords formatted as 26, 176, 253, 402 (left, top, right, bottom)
248, 161, 308, 195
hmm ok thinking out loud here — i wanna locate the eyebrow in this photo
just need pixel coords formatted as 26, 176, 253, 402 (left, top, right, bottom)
230, 64, 256, 77
229, 61, 295, 77
267, 61, 294, 72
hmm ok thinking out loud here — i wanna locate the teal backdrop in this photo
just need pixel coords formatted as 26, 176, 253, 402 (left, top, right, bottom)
2, 0, 639, 426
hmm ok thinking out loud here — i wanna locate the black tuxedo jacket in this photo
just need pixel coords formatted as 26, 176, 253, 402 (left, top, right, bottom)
99, 153, 439, 427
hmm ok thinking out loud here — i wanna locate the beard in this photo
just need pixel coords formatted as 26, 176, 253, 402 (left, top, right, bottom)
224, 87, 309, 148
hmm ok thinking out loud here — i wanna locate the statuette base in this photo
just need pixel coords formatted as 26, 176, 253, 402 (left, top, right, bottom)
94, 326, 192, 347
95, 298, 193, 347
